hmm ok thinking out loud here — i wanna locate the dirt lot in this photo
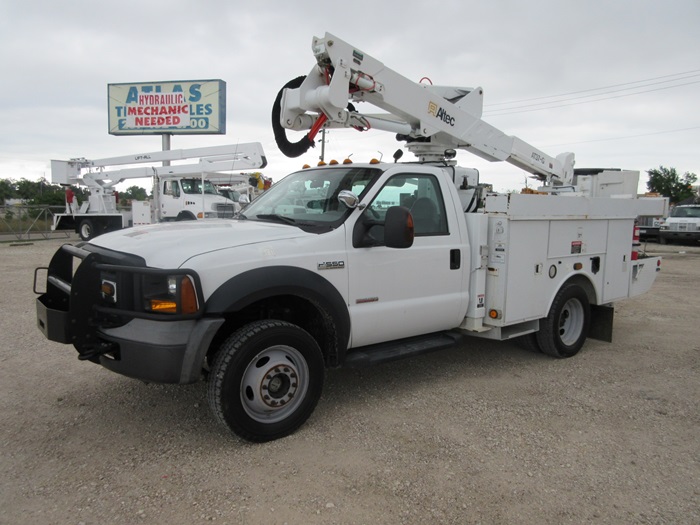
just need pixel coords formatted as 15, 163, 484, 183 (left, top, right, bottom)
1, 237, 698, 525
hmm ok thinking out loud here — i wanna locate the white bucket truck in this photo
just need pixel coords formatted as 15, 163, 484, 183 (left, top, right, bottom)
50, 142, 267, 240
35, 33, 665, 442
659, 203, 700, 244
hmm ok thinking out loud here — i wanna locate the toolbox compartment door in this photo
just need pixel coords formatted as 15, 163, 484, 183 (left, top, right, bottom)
629, 257, 661, 297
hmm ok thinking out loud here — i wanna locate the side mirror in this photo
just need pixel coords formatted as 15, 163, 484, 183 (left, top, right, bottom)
384, 206, 414, 248
338, 190, 359, 209
239, 194, 250, 205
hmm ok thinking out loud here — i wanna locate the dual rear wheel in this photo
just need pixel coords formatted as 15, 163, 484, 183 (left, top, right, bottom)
521, 284, 591, 359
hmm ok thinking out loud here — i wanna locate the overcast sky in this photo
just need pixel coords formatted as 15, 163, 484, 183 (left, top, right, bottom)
1, 0, 698, 192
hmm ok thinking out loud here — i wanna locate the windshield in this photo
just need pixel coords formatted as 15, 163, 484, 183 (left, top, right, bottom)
670, 206, 700, 218
180, 178, 219, 195
241, 166, 381, 230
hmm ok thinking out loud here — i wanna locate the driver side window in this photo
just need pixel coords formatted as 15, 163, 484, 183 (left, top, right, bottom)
366, 173, 448, 236
163, 180, 180, 198
353, 173, 448, 247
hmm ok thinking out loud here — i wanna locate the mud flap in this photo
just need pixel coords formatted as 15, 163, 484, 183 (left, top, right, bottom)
589, 304, 614, 343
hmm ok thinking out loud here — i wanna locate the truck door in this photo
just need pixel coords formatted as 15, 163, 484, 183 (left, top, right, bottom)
346, 172, 468, 348
160, 179, 181, 220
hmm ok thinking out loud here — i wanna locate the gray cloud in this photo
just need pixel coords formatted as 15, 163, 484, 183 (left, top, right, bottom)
1, 0, 698, 192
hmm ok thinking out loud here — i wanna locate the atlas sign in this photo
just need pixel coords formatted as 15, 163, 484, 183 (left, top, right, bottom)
108, 80, 226, 135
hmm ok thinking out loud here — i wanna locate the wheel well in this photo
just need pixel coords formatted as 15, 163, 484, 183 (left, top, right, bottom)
561, 274, 597, 305
207, 294, 342, 368
177, 211, 196, 221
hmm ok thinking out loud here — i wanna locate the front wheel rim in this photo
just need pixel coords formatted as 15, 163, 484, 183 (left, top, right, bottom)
240, 345, 309, 424
558, 298, 585, 346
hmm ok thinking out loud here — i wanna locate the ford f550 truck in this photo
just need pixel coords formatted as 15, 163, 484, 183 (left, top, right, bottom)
35, 33, 665, 442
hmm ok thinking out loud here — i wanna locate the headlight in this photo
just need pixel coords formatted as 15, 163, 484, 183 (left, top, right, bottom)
141, 274, 200, 314
96, 262, 203, 321
660, 225, 669, 231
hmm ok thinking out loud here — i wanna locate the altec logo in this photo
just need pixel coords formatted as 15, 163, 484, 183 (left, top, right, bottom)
428, 101, 455, 126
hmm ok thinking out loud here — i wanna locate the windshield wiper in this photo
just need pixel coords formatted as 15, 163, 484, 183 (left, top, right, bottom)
255, 214, 299, 226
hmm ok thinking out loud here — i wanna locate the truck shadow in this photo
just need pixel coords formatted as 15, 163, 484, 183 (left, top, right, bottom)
322, 336, 551, 408
49, 336, 560, 446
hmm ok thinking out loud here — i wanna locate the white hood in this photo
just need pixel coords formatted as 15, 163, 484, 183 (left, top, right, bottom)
90, 219, 308, 267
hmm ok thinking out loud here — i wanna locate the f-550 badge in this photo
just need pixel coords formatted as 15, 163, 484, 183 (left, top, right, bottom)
318, 261, 345, 271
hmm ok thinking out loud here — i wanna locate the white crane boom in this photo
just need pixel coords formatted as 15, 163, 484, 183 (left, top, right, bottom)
51, 142, 267, 188
276, 33, 574, 185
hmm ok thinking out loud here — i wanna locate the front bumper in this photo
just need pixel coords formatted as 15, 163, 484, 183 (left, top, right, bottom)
37, 296, 222, 382
659, 230, 700, 242
35, 243, 220, 384
97, 317, 223, 383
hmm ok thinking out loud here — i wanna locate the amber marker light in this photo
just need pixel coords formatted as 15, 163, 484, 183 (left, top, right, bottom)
101, 281, 116, 302
180, 276, 199, 314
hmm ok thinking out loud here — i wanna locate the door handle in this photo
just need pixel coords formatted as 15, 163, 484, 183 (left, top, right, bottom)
450, 249, 461, 270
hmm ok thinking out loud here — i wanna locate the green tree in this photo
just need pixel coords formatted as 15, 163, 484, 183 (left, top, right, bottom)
0, 178, 15, 204
15, 178, 39, 200
646, 166, 697, 204
30, 184, 68, 206
121, 185, 149, 201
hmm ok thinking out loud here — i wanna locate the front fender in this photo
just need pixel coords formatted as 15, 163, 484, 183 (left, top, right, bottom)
205, 266, 350, 357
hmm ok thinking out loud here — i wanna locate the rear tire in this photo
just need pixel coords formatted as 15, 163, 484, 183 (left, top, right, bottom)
536, 284, 590, 358
78, 219, 94, 241
207, 320, 325, 442
517, 332, 541, 353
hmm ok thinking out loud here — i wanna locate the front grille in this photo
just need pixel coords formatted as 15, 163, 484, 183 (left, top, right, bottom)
215, 203, 235, 218
670, 223, 697, 232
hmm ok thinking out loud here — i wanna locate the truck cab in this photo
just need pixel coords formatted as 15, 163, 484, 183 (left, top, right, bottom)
659, 204, 700, 244
160, 176, 235, 221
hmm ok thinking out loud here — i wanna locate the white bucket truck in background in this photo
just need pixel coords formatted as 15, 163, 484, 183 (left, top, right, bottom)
50, 142, 267, 240
659, 203, 700, 244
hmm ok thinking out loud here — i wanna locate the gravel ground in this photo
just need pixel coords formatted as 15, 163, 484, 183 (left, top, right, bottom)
1, 237, 698, 524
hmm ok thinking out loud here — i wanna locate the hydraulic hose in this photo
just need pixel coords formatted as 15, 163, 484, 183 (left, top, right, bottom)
272, 76, 318, 158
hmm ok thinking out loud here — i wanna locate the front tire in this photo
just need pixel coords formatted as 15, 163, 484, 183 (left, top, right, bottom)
207, 320, 325, 442
536, 284, 590, 358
